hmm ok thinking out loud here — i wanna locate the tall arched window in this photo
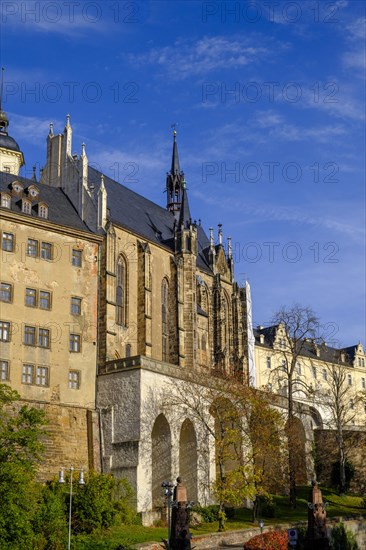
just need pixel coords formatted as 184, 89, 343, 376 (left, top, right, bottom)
116, 255, 128, 326
162, 278, 169, 362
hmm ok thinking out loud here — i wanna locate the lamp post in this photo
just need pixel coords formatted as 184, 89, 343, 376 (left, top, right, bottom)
259, 519, 264, 550
161, 480, 174, 549
59, 466, 85, 550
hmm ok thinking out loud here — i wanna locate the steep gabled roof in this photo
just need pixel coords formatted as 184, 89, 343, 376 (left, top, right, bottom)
88, 167, 213, 273
0, 171, 91, 232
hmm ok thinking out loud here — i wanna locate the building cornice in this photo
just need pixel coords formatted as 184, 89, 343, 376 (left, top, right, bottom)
0, 207, 103, 243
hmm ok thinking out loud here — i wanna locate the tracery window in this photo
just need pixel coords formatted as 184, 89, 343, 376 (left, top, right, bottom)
162, 278, 169, 362
116, 255, 128, 326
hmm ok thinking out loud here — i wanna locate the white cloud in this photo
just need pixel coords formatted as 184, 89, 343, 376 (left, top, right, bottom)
2, 1, 109, 37
129, 36, 274, 80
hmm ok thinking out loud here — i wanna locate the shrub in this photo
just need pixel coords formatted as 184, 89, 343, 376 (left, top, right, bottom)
331, 460, 355, 493
330, 523, 359, 550
191, 504, 220, 523
244, 530, 288, 550
260, 496, 277, 518
69, 472, 136, 534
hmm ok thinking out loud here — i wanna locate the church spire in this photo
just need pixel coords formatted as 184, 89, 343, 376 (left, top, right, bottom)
166, 126, 185, 215
171, 129, 180, 175
178, 178, 191, 228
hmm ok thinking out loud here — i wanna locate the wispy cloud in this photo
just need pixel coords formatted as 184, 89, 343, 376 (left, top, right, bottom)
2, 1, 109, 37
192, 190, 364, 243
342, 17, 366, 75
9, 113, 60, 144
128, 35, 277, 80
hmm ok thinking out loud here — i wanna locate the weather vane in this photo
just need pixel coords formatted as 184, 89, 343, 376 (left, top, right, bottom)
171, 122, 177, 134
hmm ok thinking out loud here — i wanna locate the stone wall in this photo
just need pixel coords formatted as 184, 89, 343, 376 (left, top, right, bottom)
314, 428, 366, 493
27, 401, 100, 481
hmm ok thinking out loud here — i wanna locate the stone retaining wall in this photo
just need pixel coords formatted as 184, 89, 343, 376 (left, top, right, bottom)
135, 516, 366, 549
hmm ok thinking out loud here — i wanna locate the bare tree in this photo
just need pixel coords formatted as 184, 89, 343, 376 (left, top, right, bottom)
269, 304, 322, 508
163, 372, 285, 529
314, 353, 363, 494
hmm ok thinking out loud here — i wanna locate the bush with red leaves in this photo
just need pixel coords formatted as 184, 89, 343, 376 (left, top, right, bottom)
243, 530, 288, 550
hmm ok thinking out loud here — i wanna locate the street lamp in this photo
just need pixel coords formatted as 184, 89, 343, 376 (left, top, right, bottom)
258, 519, 264, 550
161, 480, 174, 549
59, 466, 85, 550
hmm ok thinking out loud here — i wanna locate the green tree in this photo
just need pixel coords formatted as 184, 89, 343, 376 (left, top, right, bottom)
0, 384, 47, 548
70, 471, 134, 534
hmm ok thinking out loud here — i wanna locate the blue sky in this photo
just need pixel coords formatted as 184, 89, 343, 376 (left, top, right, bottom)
1, 0, 365, 346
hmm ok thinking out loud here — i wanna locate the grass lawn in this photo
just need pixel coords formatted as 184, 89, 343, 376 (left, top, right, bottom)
71, 487, 365, 549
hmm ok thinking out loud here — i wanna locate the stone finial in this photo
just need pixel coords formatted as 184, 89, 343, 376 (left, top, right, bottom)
209, 227, 214, 249
228, 236, 232, 259
218, 223, 223, 245
49, 122, 54, 136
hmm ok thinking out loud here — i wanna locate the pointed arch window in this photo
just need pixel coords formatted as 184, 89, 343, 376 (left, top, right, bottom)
116, 255, 128, 326
162, 278, 169, 362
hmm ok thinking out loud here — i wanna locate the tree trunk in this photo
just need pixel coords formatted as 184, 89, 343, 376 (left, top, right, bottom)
288, 383, 297, 509
218, 500, 225, 532
338, 428, 346, 494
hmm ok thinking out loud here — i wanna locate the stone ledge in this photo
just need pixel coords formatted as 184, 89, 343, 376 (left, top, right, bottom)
133, 516, 366, 549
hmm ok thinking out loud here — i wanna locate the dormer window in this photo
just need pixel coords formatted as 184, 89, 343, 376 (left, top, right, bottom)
12, 181, 24, 195
27, 185, 39, 200
39, 203, 48, 219
22, 199, 31, 214
1, 194, 10, 208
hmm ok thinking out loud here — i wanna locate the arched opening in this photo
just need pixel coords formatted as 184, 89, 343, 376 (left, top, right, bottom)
151, 414, 172, 507
179, 419, 198, 502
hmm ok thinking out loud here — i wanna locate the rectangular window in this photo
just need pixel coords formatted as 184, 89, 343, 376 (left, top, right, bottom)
25, 288, 37, 307
348, 374, 352, 386
266, 356, 271, 369
71, 297, 82, 315
322, 369, 327, 381
24, 325, 36, 346
69, 334, 81, 353
36, 366, 49, 386
41, 241, 52, 260
72, 249, 82, 267
38, 328, 50, 349
69, 370, 80, 389
296, 363, 302, 375
2, 232, 14, 252
27, 238, 38, 257
362, 378, 366, 389
22, 200, 31, 214
0, 282, 12, 302
39, 291, 51, 310
0, 321, 10, 342
312, 366, 317, 379
22, 364, 34, 385
1, 360, 9, 381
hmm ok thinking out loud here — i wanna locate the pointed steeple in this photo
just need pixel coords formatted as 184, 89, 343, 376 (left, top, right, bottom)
171, 130, 180, 175
166, 126, 185, 215
178, 179, 191, 228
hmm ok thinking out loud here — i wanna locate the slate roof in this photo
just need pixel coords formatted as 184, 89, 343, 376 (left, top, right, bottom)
254, 325, 358, 366
0, 132, 21, 153
0, 171, 92, 233
88, 166, 213, 273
